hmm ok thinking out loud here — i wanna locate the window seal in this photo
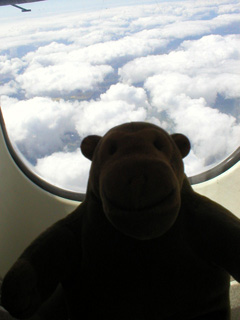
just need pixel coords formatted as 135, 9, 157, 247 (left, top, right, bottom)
0, 107, 239, 199
188, 147, 240, 185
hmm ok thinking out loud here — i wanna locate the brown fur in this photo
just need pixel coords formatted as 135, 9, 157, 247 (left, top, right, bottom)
1, 122, 240, 320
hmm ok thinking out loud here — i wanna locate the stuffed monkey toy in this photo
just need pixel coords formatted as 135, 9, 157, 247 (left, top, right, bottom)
1, 122, 240, 320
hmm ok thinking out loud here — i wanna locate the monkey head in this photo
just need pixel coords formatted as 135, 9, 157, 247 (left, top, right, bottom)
81, 122, 190, 240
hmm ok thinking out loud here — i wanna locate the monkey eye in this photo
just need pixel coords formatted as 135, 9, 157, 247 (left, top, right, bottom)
154, 135, 172, 156
109, 142, 117, 155
154, 139, 163, 151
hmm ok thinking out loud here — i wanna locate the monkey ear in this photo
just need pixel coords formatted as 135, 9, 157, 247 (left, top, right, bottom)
171, 133, 191, 158
80, 135, 101, 160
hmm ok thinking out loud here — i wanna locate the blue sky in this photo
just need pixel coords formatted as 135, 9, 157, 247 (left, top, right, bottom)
0, 0, 159, 18
0, 0, 189, 19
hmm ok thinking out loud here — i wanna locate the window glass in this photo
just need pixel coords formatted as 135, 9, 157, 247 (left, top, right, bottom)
1, 0, 239, 193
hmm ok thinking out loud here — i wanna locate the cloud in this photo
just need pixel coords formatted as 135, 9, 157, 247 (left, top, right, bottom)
0, 56, 23, 80
75, 83, 150, 136
16, 61, 114, 98
170, 95, 240, 173
35, 149, 90, 193
2, 96, 79, 162
119, 33, 240, 174
1, 83, 150, 162
119, 34, 240, 91
69, 36, 167, 65
144, 74, 240, 174
1, 84, 151, 192
1, 0, 240, 191
0, 81, 19, 96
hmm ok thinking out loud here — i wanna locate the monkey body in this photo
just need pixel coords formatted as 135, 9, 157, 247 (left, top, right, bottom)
1, 122, 239, 320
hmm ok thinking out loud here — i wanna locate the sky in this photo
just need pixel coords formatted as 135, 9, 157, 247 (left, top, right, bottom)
0, 0, 240, 193
0, 0, 160, 17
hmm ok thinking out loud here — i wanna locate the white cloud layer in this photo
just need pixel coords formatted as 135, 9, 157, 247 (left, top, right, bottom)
120, 34, 240, 97
75, 83, 150, 136
16, 62, 114, 98
1, 0, 240, 192
35, 149, 91, 192
2, 96, 78, 158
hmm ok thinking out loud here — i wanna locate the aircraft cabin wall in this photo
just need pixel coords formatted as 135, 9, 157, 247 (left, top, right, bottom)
0, 114, 78, 278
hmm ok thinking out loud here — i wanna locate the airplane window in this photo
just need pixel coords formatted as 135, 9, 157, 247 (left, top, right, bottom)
0, 0, 239, 194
